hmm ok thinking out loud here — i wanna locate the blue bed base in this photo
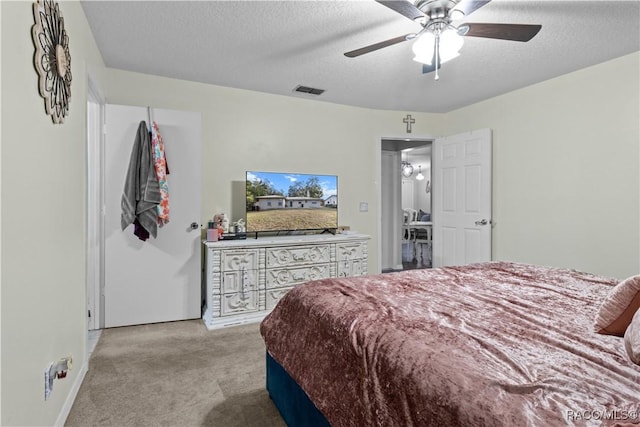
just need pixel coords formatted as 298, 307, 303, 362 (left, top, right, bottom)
266, 352, 331, 427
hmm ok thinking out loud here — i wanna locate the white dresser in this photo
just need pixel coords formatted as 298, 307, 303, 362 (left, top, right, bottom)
202, 233, 369, 329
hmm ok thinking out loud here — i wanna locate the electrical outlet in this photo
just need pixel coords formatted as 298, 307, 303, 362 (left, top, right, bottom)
44, 364, 54, 400
65, 355, 73, 370
44, 355, 73, 400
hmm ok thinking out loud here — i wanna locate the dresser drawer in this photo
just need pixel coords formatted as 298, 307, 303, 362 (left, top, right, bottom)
220, 291, 259, 316
336, 242, 365, 261
221, 269, 258, 294
266, 245, 331, 268
266, 264, 331, 289
338, 259, 365, 277
220, 249, 259, 271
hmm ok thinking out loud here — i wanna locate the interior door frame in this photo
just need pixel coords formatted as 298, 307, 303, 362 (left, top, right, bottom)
376, 134, 436, 272
86, 74, 106, 330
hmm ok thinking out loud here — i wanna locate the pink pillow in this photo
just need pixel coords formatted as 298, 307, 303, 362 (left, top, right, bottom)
594, 275, 640, 336
624, 308, 640, 364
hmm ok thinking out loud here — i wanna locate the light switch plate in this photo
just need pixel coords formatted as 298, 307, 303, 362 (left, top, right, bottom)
359, 202, 368, 212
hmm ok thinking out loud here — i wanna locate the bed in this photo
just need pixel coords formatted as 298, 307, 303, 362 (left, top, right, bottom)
260, 261, 640, 427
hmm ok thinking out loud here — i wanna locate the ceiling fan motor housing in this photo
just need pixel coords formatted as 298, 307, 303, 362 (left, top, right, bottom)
415, 0, 463, 20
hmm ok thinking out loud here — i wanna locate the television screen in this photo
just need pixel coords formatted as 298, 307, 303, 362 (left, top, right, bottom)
246, 171, 338, 233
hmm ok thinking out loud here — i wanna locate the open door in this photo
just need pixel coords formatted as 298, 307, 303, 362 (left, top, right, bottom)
381, 151, 402, 270
432, 129, 492, 267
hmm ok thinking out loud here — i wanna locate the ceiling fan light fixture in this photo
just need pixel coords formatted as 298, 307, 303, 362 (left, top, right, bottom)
411, 27, 463, 66
449, 8, 466, 21
457, 24, 470, 36
411, 32, 435, 65
438, 28, 464, 62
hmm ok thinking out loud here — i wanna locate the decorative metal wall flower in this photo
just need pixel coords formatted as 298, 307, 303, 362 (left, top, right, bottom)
31, 0, 72, 124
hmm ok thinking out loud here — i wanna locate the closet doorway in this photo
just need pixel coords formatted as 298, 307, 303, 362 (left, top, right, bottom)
380, 139, 433, 272
86, 102, 203, 329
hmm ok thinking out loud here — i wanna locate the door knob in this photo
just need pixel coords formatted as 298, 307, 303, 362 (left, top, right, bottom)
475, 219, 488, 226
190, 222, 199, 230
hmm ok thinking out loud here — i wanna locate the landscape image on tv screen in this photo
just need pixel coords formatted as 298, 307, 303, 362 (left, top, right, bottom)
246, 171, 338, 233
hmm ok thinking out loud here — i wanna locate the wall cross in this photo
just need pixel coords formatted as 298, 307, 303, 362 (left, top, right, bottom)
403, 114, 415, 133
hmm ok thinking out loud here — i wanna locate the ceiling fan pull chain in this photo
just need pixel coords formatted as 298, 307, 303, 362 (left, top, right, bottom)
434, 33, 440, 81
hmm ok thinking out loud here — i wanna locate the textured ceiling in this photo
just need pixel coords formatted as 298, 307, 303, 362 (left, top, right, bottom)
81, 0, 640, 113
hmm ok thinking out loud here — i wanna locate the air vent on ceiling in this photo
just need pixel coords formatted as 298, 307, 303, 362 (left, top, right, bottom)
294, 85, 325, 96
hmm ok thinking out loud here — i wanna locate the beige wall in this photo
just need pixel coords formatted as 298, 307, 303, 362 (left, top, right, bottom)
1, 1, 106, 425
106, 53, 640, 281
104, 69, 446, 274
445, 52, 640, 279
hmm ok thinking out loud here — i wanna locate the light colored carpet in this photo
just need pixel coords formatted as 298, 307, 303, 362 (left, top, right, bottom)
65, 320, 286, 427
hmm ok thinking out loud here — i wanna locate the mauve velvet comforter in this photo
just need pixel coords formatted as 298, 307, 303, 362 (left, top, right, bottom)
260, 262, 640, 427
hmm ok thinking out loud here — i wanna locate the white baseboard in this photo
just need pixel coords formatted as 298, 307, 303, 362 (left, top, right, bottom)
55, 360, 88, 427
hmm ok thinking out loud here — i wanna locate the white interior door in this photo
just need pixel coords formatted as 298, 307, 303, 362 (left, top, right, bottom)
381, 151, 402, 270
104, 105, 202, 327
432, 129, 492, 267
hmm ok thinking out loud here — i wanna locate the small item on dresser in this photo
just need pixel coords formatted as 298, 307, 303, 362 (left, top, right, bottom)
212, 213, 227, 229
212, 213, 228, 239
206, 228, 219, 242
219, 231, 247, 240
337, 226, 350, 234
221, 214, 230, 233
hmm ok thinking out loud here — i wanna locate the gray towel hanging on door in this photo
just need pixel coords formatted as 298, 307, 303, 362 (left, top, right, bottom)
121, 120, 161, 238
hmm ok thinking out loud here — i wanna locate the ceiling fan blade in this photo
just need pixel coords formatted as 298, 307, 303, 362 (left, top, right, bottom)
376, 0, 425, 21
462, 23, 542, 42
344, 34, 412, 58
451, 0, 491, 17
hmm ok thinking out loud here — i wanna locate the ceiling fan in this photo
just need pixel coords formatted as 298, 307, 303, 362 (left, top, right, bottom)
344, 0, 542, 80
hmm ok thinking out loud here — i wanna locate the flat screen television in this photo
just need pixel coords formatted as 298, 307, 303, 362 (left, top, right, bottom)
246, 171, 338, 234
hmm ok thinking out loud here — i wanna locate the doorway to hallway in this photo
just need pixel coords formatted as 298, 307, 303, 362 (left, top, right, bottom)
380, 138, 432, 272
